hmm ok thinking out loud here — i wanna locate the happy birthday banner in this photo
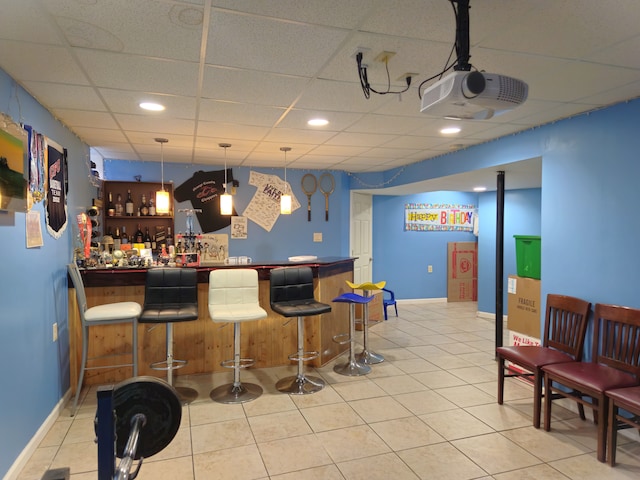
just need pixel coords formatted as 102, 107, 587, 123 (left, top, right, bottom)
405, 203, 476, 232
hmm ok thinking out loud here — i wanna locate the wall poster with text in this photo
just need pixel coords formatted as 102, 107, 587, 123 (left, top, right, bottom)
405, 203, 476, 232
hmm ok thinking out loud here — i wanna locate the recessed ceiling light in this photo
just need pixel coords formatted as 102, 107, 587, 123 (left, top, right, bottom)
473, 186, 487, 192
440, 126, 461, 134
139, 102, 165, 111
308, 118, 329, 126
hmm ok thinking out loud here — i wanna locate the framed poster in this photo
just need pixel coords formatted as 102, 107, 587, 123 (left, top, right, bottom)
199, 233, 229, 265
0, 113, 28, 212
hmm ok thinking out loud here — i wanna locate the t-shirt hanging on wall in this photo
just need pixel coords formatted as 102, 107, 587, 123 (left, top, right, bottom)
45, 139, 67, 238
174, 169, 236, 233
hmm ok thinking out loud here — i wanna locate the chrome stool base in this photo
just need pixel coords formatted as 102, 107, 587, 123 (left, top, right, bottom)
356, 349, 385, 365
276, 374, 325, 395
210, 382, 262, 404
334, 358, 371, 376
175, 386, 199, 404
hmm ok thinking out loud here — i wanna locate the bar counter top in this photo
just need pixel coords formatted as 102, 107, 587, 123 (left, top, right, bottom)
68, 256, 358, 391
78, 256, 355, 287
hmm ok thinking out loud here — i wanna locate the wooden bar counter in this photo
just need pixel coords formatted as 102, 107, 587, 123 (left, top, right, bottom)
68, 257, 357, 391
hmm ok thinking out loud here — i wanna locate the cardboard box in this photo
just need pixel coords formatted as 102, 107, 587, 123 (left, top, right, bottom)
507, 275, 541, 338
447, 242, 478, 302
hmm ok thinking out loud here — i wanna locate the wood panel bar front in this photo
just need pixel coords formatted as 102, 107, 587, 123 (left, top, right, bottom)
68, 258, 359, 392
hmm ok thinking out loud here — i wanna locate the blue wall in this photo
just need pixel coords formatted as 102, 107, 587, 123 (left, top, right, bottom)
0, 69, 92, 477
477, 189, 541, 313
371, 191, 477, 299
104, 162, 351, 261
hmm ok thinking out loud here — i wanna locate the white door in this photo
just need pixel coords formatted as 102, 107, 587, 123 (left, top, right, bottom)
350, 192, 373, 284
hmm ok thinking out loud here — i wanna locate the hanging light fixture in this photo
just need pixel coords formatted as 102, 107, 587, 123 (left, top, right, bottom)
280, 147, 292, 215
219, 143, 233, 215
155, 138, 171, 214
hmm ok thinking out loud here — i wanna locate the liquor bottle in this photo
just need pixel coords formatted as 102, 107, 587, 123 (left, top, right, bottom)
140, 194, 149, 216
166, 226, 174, 247
143, 227, 152, 249
151, 233, 157, 251
134, 224, 144, 244
121, 226, 129, 244
113, 227, 121, 250
125, 189, 134, 216
107, 192, 115, 217
115, 193, 124, 216
148, 193, 156, 216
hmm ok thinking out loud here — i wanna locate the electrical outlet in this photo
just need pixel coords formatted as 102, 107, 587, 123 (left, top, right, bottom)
375, 51, 396, 63
52, 322, 58, 342
313, 232, 323, 242
351, 47, 371, 59
428, 265, 433, 273
397, 72, 419, 82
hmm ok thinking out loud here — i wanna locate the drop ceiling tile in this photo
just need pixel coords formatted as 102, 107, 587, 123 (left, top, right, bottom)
346, 114, 428, 135
205, 11, 349, 76
75, 50, 199, 95
45, 0, 203, 61
198, 99, 286, 126
323, 132, 398, 148
276, 109, 363, 132
0, 41, 90, 84
114, 114, 195, 135
0, 0, 63, 44
195, 137, 259, 152
72, 128, 129, 144
211, 0, 378, 29
22, 82, 105, 111
295, 78, 385, 113
202, 66, 309, 106
54, 109, 119, 129
252, 141, 316, 156
264, 127, 336, 145
196, 121, 269, 141
98, 89, 197, 117
308, 144, 371, 157
128, 133, 194, 148
533, 63, 640, 103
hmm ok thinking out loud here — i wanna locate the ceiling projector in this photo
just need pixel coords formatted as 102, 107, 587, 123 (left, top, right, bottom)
420, 71, 528, 120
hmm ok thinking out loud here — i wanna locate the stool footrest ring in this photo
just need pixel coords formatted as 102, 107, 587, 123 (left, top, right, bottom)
332, 333, 351, 345
220, 358, 255, 369
288, 350, 319, 362
150, 359, 187, 371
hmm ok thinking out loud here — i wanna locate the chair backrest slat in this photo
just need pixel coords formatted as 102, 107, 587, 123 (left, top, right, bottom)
593, 303, 640, 378
544, 294, 591, 361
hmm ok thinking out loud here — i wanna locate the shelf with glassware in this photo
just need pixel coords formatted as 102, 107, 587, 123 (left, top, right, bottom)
102, 180, 175, 255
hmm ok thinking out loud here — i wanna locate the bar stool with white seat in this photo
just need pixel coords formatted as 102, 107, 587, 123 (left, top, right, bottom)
208, 268, 267, 404
67, 262, 141, 416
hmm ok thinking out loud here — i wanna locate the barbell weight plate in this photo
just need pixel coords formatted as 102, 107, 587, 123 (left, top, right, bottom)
112, 376, 182, 459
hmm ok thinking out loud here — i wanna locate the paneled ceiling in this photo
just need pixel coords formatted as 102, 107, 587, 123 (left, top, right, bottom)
0, 0, 639, 191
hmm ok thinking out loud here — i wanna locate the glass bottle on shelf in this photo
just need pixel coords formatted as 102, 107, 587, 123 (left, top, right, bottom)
148, 193, 156, 216
134, 224, 144, 244
140, 194, 149, 216
151, 233, 157, 251
166, 227, 174, 247
107, 192, 115, 217
121, 226, 129, 244
115, 193, 124, 216
113, 227, 121, 250
125, 189, 134, 216
144, 227, 152, 249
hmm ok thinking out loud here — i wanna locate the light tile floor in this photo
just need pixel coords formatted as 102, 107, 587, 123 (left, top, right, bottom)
17, 301, 640, 479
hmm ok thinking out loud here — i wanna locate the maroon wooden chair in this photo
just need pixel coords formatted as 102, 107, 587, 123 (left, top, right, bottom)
607, 385, 640, 466
496, 294, 591, 428
543, 303, 640, 462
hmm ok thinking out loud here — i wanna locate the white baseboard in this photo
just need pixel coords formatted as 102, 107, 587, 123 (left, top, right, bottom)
396, 297, 447, 304
3, 389, 70, 480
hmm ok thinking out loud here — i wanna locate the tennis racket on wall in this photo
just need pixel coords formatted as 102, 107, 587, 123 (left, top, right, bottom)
319, 172, 335, 221
301, 173, 317, 221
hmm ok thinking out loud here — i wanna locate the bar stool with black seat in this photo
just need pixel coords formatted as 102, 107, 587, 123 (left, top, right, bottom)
139, 267, 199, 403
67, 262, 141, 416
208, 268, 267, 404
346, 280, 385, 365
270, 266, 332, 394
